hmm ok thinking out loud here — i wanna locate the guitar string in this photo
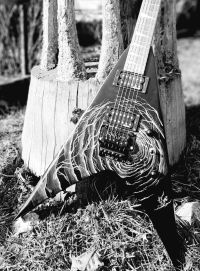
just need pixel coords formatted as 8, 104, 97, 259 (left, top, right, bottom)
115, 0, 150, 137
102, 0, 149, 139
103, 0, 160, 156
126, 1, 161, 145
128, 0, 161, 107
118, 0, 153, 116
105, 0, 150, 150
110, 0, 149, 132
117, 0, 161, 157
106, 72, 127, 136
128, 2, 161, 118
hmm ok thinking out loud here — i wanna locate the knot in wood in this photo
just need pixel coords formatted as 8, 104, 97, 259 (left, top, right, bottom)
70, 108, 85, 124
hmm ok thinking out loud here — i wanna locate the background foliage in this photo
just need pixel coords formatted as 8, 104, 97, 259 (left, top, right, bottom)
0, 0, 42, 76
0, 0, 200, 77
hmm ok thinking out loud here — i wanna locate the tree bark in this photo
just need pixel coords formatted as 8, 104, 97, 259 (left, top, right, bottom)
96, 0, 124, 82
57, 0, 86, 81
40, 0, 58, 71
120, 0, 141, 48
154, 0, 186, 165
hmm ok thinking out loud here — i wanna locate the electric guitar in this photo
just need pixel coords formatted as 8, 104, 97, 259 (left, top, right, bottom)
17, 0, 187, 268
18, 0, 168, 216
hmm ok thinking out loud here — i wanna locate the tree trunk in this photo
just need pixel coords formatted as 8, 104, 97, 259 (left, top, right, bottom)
57, 0, 86, 81
96, 0, 124, 81
22, 0, 92, 175
19, 4, 28, 75
22, 68, 100, 176
120, 0, 141, 48
40, 0, 58, 70
154, 0, 186, 165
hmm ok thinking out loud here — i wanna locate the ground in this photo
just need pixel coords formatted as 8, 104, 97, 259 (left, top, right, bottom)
0, 37, 200, 270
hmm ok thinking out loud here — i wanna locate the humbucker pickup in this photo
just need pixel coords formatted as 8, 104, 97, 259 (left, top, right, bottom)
113, 70, 149, 93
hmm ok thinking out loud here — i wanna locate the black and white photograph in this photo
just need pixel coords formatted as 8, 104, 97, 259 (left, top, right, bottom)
0, 0, 200, 270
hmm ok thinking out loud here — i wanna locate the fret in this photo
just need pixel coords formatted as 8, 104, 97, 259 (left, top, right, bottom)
133, 34, 150, 46
151, 0, 159, 5
124, 0, 161, 74
146, 4, 159, 17
135, 24, 155, 37
138, 16, 155, 27
129, 44, 146, 56
141, 0, 161, 18
135, 14, 157, 34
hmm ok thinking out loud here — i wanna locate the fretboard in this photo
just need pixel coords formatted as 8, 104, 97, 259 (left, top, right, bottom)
124, 0, 161, 75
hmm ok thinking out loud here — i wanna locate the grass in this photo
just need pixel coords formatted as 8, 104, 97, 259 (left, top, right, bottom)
1, 37, 200, 270
0, 200, 184, 271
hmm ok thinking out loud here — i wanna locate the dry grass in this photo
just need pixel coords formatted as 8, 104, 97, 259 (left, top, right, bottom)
1, 105, 200, 270
1, 200, 177, 271
0, 109, 24, 173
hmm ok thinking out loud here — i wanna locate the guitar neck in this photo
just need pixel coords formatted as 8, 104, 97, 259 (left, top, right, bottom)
124, 0, 161, 75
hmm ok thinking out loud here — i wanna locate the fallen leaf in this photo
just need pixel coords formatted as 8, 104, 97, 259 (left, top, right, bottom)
12, 217, 33, 236
70, 248, 104, 271
176, 201, 200, 226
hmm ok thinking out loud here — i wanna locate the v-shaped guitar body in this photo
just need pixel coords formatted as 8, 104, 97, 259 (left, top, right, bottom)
17, 47, 168, 214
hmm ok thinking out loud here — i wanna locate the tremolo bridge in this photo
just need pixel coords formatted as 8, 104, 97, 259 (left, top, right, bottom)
113, 70, 149, 93
99, 107, 140, 163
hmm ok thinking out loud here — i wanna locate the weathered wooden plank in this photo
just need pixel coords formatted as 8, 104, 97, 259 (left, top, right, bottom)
28, 80, 45, 174
22, 76, 38, 166
154, 0, 186, 165
35, 81, 54, 174
77, 79, 100, 109
23, 68, 98, 174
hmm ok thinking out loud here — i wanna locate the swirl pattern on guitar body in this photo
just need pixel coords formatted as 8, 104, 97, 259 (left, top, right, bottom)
56, 97, 168, 200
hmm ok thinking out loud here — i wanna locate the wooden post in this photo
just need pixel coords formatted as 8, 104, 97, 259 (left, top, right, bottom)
57, 0, 86, 81
40, 0, 58, 70
19, 4, 28, 75
22, 0, 92, 176
22, 69, 100, 175
96, 0, 124, 81
154, 0, 186, 166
